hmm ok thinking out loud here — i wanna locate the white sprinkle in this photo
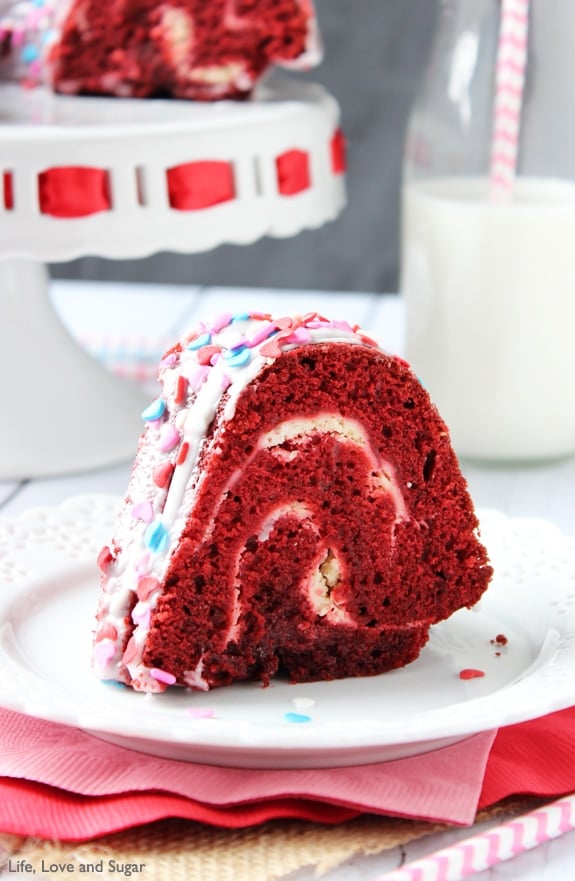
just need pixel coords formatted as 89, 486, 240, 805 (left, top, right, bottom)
292, 697, 316, 709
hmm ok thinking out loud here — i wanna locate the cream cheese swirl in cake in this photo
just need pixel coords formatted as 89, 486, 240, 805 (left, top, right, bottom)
93, 311, 409, 692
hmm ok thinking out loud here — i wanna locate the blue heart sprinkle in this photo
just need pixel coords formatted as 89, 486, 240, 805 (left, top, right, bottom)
223, 347, 251, 368
144, 519, 170, 554
284, 712, 312, 724
187, 332, 212, 350
21, 44, 40, 63
141, 397, 166, 421
232, 312, 250, 323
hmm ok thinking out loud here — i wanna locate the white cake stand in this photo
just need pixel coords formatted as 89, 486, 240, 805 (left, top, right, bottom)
0, 79, 346, 479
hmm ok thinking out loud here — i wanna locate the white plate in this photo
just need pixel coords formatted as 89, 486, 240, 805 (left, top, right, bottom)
1, 495, 574, 768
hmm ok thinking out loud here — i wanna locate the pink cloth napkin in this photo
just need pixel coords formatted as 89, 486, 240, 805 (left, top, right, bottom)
0, 708, 495, 839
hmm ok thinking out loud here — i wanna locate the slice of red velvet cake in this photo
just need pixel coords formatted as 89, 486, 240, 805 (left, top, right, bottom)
94, 311, 492, 694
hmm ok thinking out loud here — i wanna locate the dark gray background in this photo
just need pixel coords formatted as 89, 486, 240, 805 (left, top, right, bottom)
50, 0, 438, 293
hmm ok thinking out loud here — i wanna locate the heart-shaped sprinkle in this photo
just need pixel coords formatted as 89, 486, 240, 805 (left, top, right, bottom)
153, 462, 174, 488
247, 322, 277, 347
158, 423, 180, 453
121, 637, 138, 665
292, 697, 316, 709
144, 519, 170, 554
224, 346, 251, 368
97, 546, 114, 574
137, 575, 160, 601
187, 331, 212, 350
197, 345, 220, 366
159, 353, 178, 369
207, 311, 233, 333
94, 640, 116, 669
188, 365, 210, 392
358, 332, 379, 348
284, 712, 312, 724
141, 397, 166, 421
131, 602, 151, 629
285, 327, 312, 345
187, 708, 215, 719
131, 500, 154, 523
260, 338, 284, 358
95, 622, 118, 643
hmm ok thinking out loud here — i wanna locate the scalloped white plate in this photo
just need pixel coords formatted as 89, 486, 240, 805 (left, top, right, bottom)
1, 495, 575, 768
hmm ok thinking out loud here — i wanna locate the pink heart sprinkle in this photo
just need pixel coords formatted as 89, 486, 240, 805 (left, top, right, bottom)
121, 637, 138, 665
188, 364, 211, 392
208, 312, 233, 333
137, 575, 160, 601
260, 338, 284, 359
275, 316, 294, 330
247, 322, 277, 348
94, 640, 116, 669
97, 546, 114, 575
197, 345, 220, 366
285, 327, 312, 345
131, 603, 151, 629
96, 622, 118, 642
158, 423, 180, 453
358, 332, 379, 348
131, 500, 154, 523
153, 462, 174, 489
187, 708, 215, 719
332, 319, 354, 333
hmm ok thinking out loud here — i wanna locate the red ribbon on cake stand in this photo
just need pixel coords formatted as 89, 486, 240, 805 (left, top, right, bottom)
0, 79, 346, 479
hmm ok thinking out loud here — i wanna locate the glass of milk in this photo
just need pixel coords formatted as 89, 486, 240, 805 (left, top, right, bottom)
400, 0, 575, 462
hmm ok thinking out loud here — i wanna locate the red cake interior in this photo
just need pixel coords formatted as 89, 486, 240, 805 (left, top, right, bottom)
139, 343, 491, 688
50, 0, 314, 99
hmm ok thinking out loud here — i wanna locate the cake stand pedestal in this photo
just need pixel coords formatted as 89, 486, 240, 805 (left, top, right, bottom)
0, 258, 150, 478
0, 79, 346, 479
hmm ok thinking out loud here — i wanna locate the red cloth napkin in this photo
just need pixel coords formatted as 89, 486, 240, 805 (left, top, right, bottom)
478, 706, 575, 808
0, 707, 494, 839
2, 707, 574, 841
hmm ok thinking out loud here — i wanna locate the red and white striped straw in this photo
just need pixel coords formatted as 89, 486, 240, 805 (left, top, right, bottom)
489, 0, 531, 201
370, 793, 575, 881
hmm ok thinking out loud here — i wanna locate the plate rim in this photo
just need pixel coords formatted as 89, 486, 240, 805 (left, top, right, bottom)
0, 496, 574, 766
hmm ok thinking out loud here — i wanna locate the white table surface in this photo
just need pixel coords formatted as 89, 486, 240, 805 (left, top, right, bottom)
1, 280, 575, 881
